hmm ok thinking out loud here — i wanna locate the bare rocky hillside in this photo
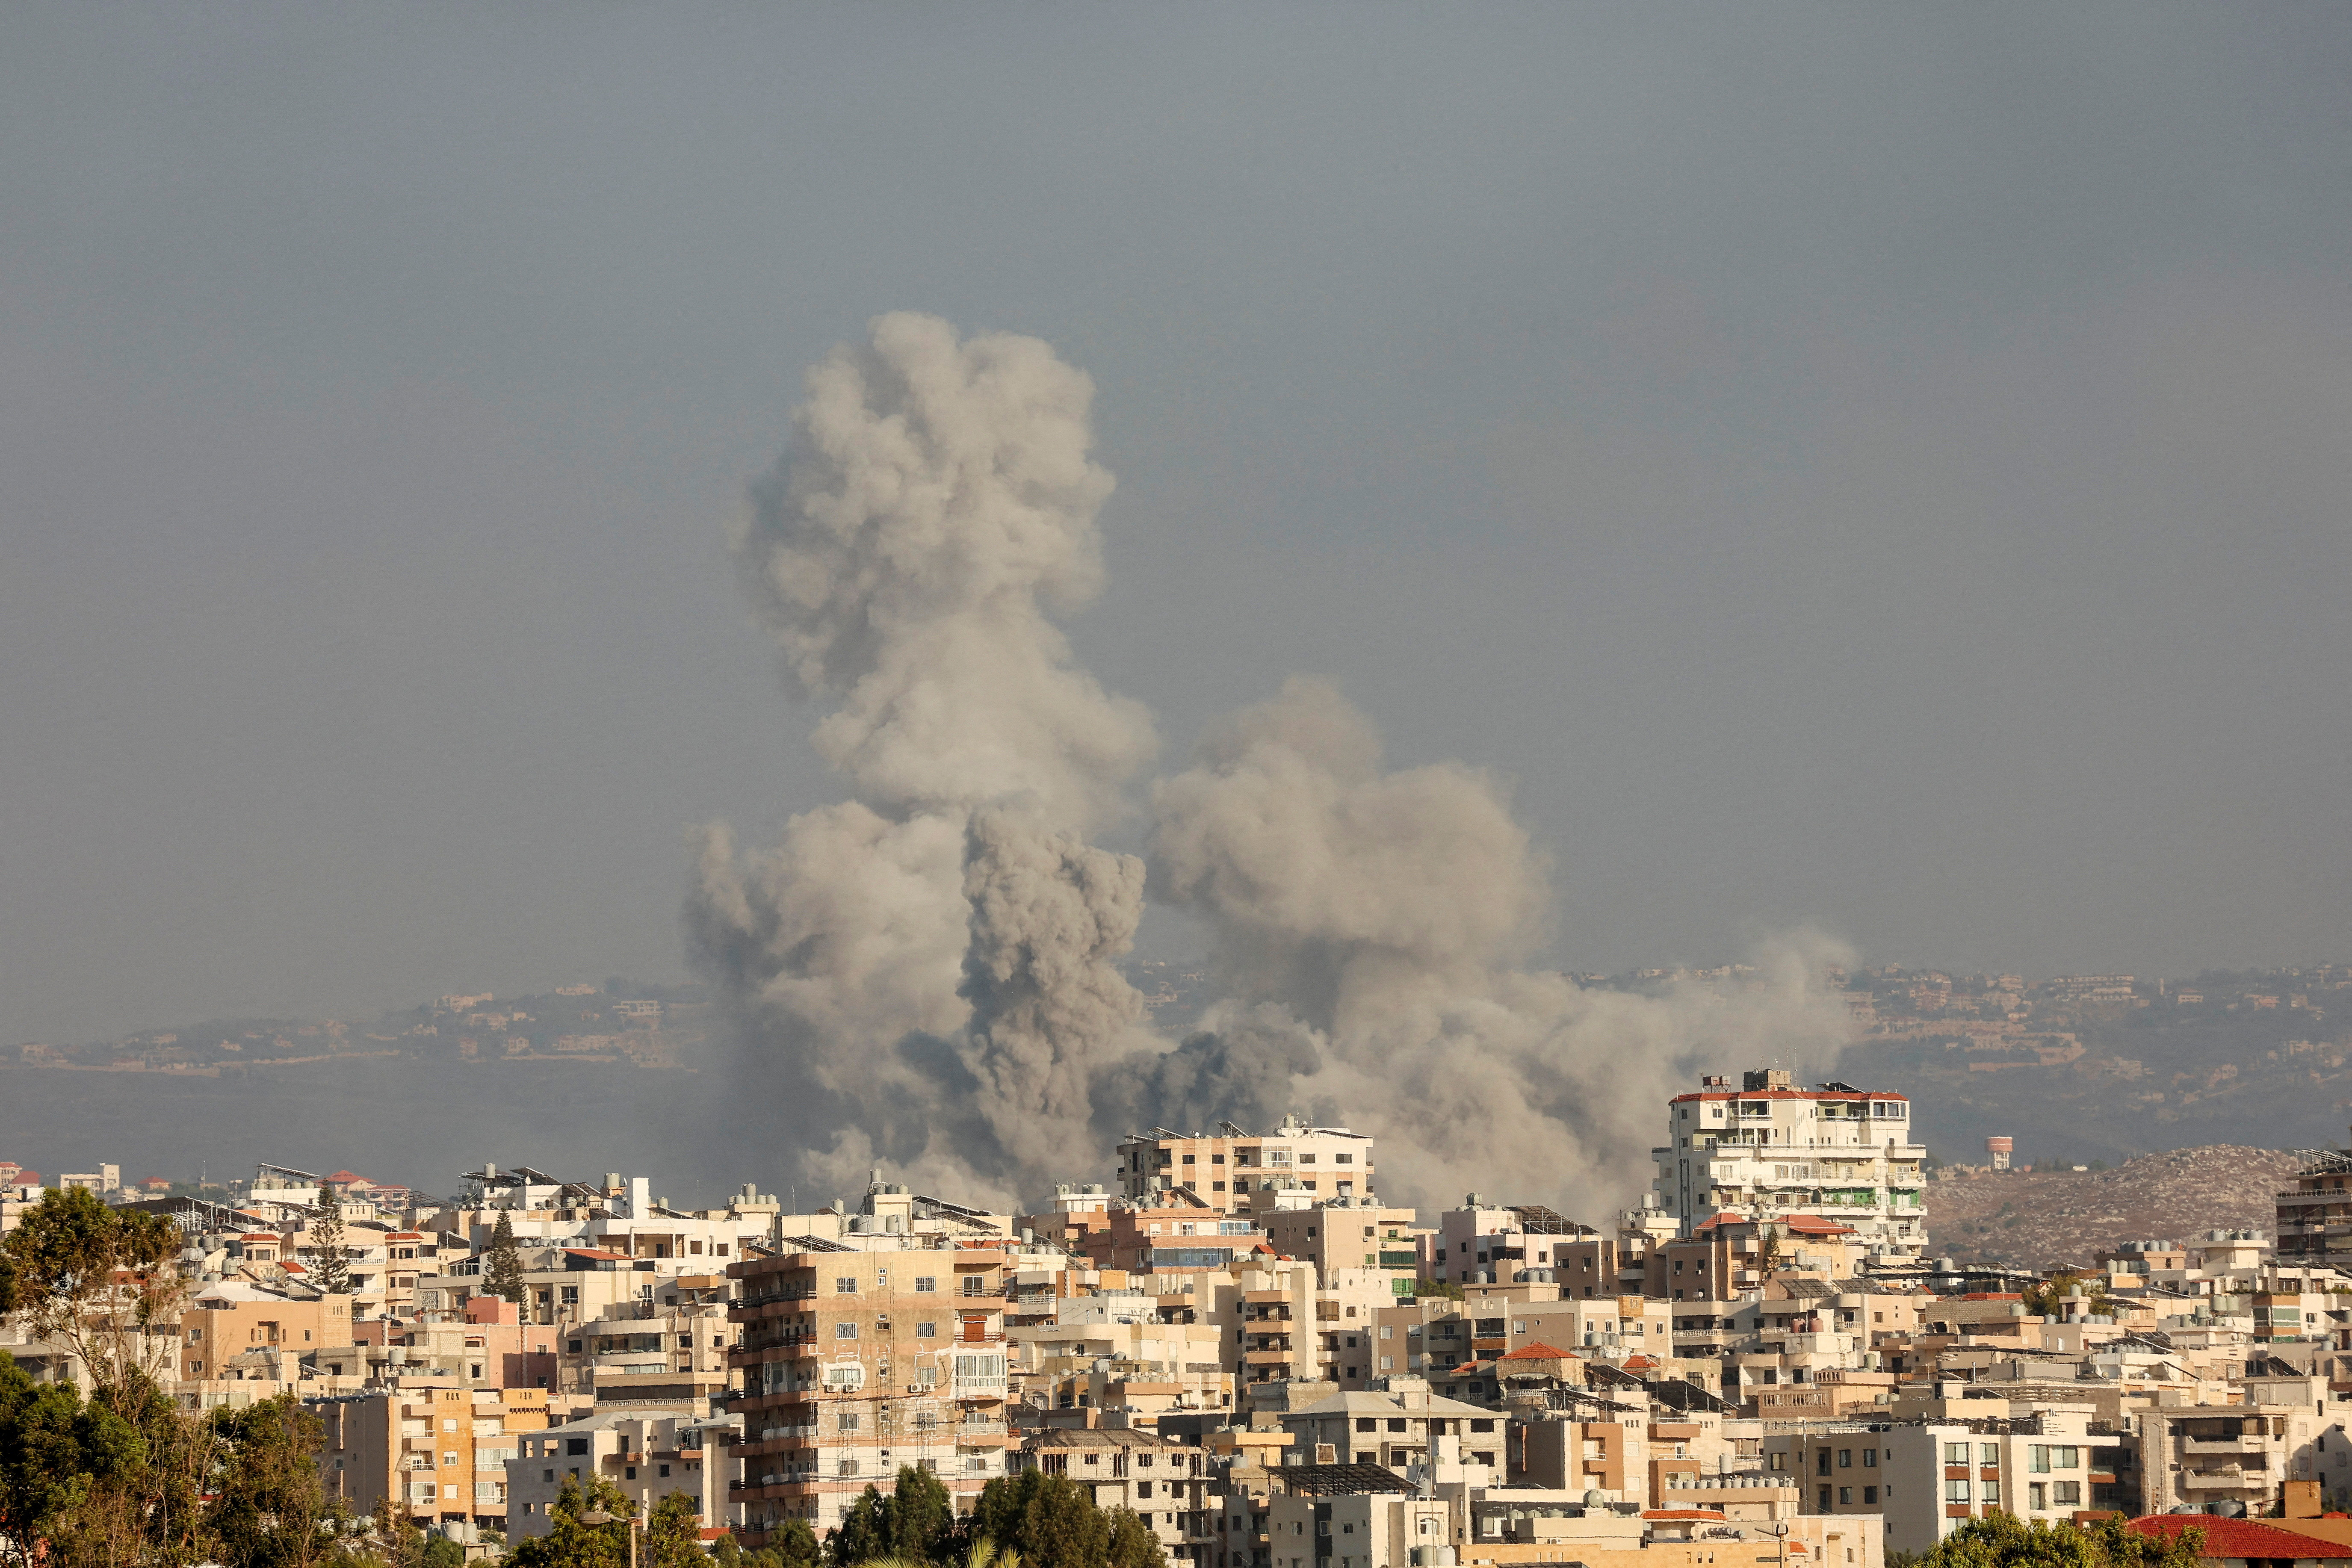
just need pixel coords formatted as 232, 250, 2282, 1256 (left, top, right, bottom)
1924, 1146, 2303, 1271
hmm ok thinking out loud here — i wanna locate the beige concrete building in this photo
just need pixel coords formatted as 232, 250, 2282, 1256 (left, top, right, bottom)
1018, 1426, 1214, 1564
507, 1409, 734, 1541
728, 1243, 1009, 1545
1116, 1115, 1374, 1215
178, 1281, 354, 1384
312, 1383, 561, 1533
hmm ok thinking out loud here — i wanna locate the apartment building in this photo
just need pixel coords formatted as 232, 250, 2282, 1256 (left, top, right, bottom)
2278, 1147, 2352, 1264
506, 1409, 734, 1541
1761, 1411, 2120, 1556
1278, 1387, 1501, 1471
727, 1243, 1009, 1544
1068, 1202, 1265, 1275
343, 1294, 558, 1388
312, 1383, 559, 1532
1220, 1258, 1395, 1392
1377, 1295, 1674, 1381
1017, 1426, 1213, 1565
555, 1271, 733, 1404
1254, 1203, 1421, 1299
2139, 1397, 2326, 1518
1261, 1468, 1456, 1568
1427, 1201, 1596, 1287
178, 1281, 354, 1383
1008, 1309, 1232, 1417
1656, 1070, 1926, 1256
1115, 1115, 1373, 1215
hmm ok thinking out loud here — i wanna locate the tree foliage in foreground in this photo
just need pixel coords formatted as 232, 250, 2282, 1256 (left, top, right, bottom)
1918, 1514, 2207, 1568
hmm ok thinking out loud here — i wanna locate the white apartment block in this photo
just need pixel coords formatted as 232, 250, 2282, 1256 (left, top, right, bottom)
1656, 1069, 1926, 1257
1762, 1412, 2120, 1557
1116, 1114, 1372, 1215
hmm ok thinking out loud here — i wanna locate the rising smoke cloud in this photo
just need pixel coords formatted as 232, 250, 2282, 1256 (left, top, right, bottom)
691, 313, 1853, 1215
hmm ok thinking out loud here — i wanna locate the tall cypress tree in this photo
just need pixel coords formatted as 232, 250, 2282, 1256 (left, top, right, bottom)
312, 1207, 350, 1295
485, 1209, 527, 1304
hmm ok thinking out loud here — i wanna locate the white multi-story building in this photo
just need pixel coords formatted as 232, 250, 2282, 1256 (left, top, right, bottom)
1114, 1113, 1372, 1214
1655, 1069, 1926, 1257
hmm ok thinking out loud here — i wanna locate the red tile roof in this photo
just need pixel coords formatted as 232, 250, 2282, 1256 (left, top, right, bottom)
2127, 1515, 2352, 1560
1500, 1341, 1576, 1361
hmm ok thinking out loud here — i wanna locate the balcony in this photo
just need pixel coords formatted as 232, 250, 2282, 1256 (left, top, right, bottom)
2180, 1468, 2260, 1491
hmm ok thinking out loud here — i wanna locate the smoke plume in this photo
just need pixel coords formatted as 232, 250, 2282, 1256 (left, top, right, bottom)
688, 313, 1154, 1205
693, 313, 1854, 1215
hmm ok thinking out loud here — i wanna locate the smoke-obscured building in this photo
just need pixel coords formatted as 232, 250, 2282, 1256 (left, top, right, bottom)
1114, 1113, 1373, 1214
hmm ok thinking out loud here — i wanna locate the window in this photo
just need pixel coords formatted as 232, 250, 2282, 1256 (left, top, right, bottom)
835, 1322, 858, 1339
836, 1277, 858, 1293
2029, 1483, 2047, 1511
1945, 1479, 1970, 1503
917, 1322, 937, 1338
567, 1439, 589, 1456
1138, 1482, 1153, 1499
1356, 1418, 1377, 1433
1863, 1449, 1877, 1468
1838, 1449, 1851, 1468
1980, 1444, 1999, 1467
2050, 1446, 2078, 1470
963, 1276, 987, 1296
914, 1277, 937, 1293
1838, 1488, 1850, 1505
838, 1414, 860, 1432
1817, 1450, 1832, 1476
1982, 1479, 2000, 1506
1818, 1486, 1832, 1511
2053, 1482, 2080, 1507
1863, 1486, 1877, 1505
1944, 1443, 1969, 1465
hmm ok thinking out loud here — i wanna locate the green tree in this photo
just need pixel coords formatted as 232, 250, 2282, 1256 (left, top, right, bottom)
769, 1518, 822, 1568
645, 1492, 706, 1568
485, 1211, 527, 1305
1102, 1509, 1161, 1568
310, 1209, 351, 1296
0, 1187, 188, 1395
1918, 1513, 2206, 1568
827, 1468, 955, 1567
508, 1475, 636, 1568
209, 1395, 341, 1568
0, 1359, 233, 1568
2021, 1271, 2110, 1319
961, 1471, 1164, 1568
709, 1522, 818, 1568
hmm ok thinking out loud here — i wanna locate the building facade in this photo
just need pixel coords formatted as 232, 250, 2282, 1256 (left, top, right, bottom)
727, 1244, 1009, 1544
1115, 1115, 1374, 1215
1656, 1070, 1926, 1255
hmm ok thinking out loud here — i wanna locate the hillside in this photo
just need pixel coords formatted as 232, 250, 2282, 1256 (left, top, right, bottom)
1923, 1145, 2302, 1270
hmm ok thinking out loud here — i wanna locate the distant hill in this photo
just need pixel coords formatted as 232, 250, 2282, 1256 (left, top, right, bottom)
1923, 1146, 2300, 1270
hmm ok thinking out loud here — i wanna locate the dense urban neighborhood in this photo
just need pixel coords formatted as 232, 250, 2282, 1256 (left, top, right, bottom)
11, 1059, 2352, 1568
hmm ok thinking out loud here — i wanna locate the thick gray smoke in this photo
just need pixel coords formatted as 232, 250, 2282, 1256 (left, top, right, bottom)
694, 313, 1853, 1215
1148, 676, 1853, 1211
688, 313, 1154, 1205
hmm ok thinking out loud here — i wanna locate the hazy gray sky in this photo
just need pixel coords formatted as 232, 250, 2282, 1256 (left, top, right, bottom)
5, 5, 2350, 1045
